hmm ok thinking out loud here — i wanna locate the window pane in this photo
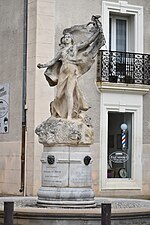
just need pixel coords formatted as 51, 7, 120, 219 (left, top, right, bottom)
116, 19, 126, 52
107, 112, 132, 179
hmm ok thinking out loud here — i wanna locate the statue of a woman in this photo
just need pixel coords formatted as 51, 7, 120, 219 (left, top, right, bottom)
37, 16, 105, 120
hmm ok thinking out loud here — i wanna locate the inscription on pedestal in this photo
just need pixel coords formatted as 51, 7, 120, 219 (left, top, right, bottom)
40, 146, 93, 195
42, 163, 68, 186
37, 146, 96, 207
42, 147, 69, 188
69, 165, 91, 187
69, 150, 92, 187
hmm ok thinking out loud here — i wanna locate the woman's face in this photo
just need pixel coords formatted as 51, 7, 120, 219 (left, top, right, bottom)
64, 33, 72, 44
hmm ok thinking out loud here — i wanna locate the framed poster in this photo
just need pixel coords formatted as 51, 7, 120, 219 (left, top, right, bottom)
0, 83, 9, 133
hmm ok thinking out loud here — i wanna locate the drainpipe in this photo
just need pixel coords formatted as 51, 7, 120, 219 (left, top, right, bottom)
19, 0, 28, 195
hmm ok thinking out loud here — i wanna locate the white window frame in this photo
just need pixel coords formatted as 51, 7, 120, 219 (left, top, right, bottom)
102, 1, 143, 53
100, 90, 144, 190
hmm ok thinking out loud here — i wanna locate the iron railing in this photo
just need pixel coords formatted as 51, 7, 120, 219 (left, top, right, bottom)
97, 51, 150, 85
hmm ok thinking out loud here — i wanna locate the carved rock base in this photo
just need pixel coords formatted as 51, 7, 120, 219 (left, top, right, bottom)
35, 116, 94, 146
37, 146, 96, 208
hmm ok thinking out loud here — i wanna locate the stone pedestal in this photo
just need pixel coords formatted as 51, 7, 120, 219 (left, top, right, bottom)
37, 146, 96, 208
36, 117, 95, 208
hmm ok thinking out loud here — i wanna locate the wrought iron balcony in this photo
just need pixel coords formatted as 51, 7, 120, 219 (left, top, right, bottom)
97, 51, 150, 85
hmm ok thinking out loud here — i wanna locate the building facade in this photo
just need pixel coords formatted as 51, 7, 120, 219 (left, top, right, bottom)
0, 0, 150, 198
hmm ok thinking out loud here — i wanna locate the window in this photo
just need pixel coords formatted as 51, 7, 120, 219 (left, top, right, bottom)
109, 15, 130, 81
107, 112, 132, 179
109, 16, 127, 52
102, 1, 143, 53
100, 90, 145, 190
100, 2, 145, 191
109, 14, 136, 53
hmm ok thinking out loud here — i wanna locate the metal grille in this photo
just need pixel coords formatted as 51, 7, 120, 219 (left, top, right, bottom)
97, 50, 150, 85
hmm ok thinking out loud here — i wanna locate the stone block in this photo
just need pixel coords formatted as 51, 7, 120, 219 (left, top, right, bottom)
35, 117, 93, 146
37, 145, 95, 207
41, 151, 69, 187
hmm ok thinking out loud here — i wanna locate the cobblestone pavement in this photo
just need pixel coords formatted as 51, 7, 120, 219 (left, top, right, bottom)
95, 197, 150, 209
0, 197, 150, 210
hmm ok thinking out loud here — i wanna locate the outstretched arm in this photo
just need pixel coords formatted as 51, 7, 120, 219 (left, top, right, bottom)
37, 51, 61, 69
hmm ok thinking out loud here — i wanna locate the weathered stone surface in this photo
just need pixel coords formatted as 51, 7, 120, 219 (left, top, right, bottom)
37, 146, 96, 207
34, 16, 105, 207
35, 116, 94, 146
37, 187, 96, 208
37, 15, 105, 120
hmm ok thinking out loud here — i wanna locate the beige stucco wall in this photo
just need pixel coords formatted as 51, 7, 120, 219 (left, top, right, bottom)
53, 0, 150, 198
1, 0, 149, 198
26, 0, 56, 195
26, 0, 103, 196
142, 0, 150, 198
26, 0, 150, 198
0, 0, 24, 195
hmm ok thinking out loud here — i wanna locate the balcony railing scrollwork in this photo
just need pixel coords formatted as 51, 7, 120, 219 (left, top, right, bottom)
97, 50, 150, 85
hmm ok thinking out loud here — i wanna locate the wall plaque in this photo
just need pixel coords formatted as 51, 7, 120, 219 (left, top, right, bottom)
0, 83, 9, 133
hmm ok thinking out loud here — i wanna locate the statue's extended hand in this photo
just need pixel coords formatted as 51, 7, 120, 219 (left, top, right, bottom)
37, 63, 44, 69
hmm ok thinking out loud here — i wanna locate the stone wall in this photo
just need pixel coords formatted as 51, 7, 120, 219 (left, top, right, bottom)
0, 0, 24, 194
25, 0, 56, 195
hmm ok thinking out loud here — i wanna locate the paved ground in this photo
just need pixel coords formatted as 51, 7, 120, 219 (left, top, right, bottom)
0, 196, 150, 212
0, 197, 150, 225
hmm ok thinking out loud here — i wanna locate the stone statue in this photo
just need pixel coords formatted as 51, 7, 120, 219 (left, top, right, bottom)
36, 15, 105, 146
37, 15, 105, 120
36, 17, 106, 208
